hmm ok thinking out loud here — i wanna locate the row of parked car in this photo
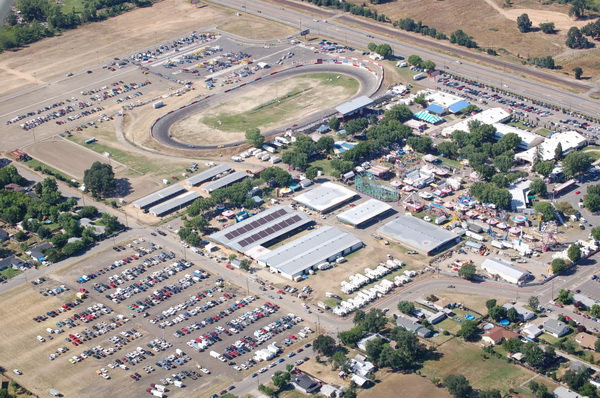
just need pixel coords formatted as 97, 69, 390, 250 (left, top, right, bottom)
154, 287, 224, 324
33, 297, 86, 322
65, 315, 132, 346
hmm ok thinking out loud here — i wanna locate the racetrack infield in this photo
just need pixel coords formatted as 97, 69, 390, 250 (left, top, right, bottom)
25, 138, 127, 180
169, 72, 360, 145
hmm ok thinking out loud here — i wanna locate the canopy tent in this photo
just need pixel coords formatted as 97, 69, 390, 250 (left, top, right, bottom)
413, 111, 444, 124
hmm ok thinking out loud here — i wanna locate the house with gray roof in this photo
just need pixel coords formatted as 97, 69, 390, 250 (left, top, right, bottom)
543, 319, 571, 338
396, 316, 433, 338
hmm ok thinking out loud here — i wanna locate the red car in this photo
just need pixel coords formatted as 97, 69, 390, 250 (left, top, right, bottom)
575, 190, 581, 194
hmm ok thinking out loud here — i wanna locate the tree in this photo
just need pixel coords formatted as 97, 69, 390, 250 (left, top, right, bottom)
569, 0, 586, 19
313, 335, 336, 356
539, 22, 555, 34
407, 136, 433, 154
343, 118, 369, 135
40, 178, 61, 204
367, 42, 378, 51
384, 104, 413, 123
592, 226, 600, 241
328, 116, 340, 131
480, 390, 502, 398
245, 128, 264, 148
534, 161, 554, 177
493, 155, 513, 173
443, 374, 473, 398
534, 202, 556, 221
486, 299, 497, 311
421, 59, 436, 71
573, 67, 583, 80
398, 301, 415, 315
317, 136, 335, 153
358, 308, 388, 333
556, 202, 576, 217
568, 244, 582, 262
457, 320, 478, 341
305, 166, 321, 181
414, 93, 427, 108
563, 152, 593, 177
458, 264, 476, 281
563, 367, 591, 390
331, 351, 348, 370
258, 384, 276, 397
595, 337, 600, 352
554, 142, 563, 161
338, 326, 364, 347
529, 296, 540, 311
489, 305, 507, 321
529, 179, 548, 198
375, 43, 393, 58
557, 288, 574, 305
83, 162, 115, 198
517, 13, 532, 33
584, 188, 600, 213
260, 167, 292, 187
272, 371, 291, 389
523, 343, 545, 368
365, 338, 384, 365
282, 150, 308, 170
503, 337, 523, 353
507, 307, 519, 323
407, 55, 423, 67
437, 142, 459, 159
566, 27, 590, 49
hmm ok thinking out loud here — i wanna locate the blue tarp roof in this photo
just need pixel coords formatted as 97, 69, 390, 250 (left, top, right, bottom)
413, 111, 444, 124
427, 104, 446, 114
448, 100, 471, 113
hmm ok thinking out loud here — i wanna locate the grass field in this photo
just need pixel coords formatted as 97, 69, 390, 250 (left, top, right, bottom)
507, 121, 534, 131
421, 338, 537, 394
25, 158, 76, 181
68, 135, 189, 178
202, 73, 359, 133
216, 13, 297, 40
361, 372, 451, 398
535, 128, 553, 136
0, 267, 22, 279
308, 159, 335, 177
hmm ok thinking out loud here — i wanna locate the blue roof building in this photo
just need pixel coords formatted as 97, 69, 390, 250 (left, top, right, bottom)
448, 100, 471, 113
426, 104, 446, 115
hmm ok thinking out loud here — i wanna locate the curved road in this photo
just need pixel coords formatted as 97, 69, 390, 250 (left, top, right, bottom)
150, 63, 381, 150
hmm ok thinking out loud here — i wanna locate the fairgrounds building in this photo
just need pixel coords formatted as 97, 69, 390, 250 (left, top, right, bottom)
377, 215, 462, 255
336, 199, 393, 228
257, 226, 363, 280
293, 182, 357, 213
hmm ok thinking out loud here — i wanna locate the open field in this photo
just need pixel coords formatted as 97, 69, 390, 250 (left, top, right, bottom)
24, 137, 127, 180
217, 13, 298, 40
170, 73, 359, 145
0, 0, 232, 96
421, 338, 538, 395
360, 372, 452, 398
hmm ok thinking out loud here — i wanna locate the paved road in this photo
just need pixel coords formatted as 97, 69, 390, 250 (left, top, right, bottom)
213, 0, 600, 119
150, 63, 381, 150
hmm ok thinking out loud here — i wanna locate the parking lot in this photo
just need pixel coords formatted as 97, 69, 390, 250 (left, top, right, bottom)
1, 231, 315, 398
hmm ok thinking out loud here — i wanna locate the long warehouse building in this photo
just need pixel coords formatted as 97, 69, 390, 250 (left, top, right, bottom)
209, 205, 312, 252
186, 164, 231, 187
133, 184, 187, 210
203, 171, 248, 193
149, 191, 201, 217
258, 226, 364, 280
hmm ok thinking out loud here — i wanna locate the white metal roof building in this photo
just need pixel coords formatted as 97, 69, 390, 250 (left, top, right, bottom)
203, 171, 248, 193
425, 91, 465, 109
377, 215, 461, 255
335, 96, 374, 116
492, 123, 545, 150
337, 199, 393, 227
148, 191, 201, 217
481, 257, 528, 285
509, 180, 532, 212
185, 164, 231, 187
209, 205, 312, 252
441, 108, 511, 137
516, 131, 587, 163
133, 184, 187, 209
257, 226, 364, 280
293, 182, 357, 213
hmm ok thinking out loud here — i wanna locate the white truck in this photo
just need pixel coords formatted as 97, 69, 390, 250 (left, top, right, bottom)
317, 262, 331, 270
173, 380, 183, 388
154, 384, 167, 392
413, 72, 426, 81
150, 390, 164, 397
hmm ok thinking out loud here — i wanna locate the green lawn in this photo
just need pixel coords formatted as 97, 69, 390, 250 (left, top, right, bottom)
203, 73, 358, 133
68, 136, 190, 177
535, 128, 553, 137
60, 0, 86, 13
0, 268, 22, 279
386, 61, 426, 88
582, 146, 600, 160
308, 159, 335, 177
507, 121, 533, 131
421, 338, 538, 394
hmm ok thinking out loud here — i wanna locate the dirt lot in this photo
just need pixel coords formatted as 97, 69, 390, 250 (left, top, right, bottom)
0, 1, 234, 96
170, 73, 359, 145
217, 13, 298, 40
342, 0, 600, 73
360, 372, 452, 398
24, 137, 127, 180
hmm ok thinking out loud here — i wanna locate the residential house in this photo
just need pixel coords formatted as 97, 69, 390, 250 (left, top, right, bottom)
427, 311, 447, 324
357, 334, 386, 352
553, 386, 588, 398
543, 319, 571, 338
502, 303, 535, 321
522, 324, 543, 339
0, 228, 8, 241
78, 218, 106, 237
482, 326, 519, 345
396, 316, 433, 338
351, 355, 375, 377
569, 361, 590, 373
320, 384, 344, 398
575, 333, 598, 350
350, 374, 372, 388
27, 243, 52, 262
0, 255, 25, 271
291, 373, 320, 394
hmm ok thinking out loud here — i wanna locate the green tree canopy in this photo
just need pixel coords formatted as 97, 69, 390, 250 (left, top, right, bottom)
83, 162, 115, 198
562, 151, 593, 177
245, 128, 264, 147
529, 178, 548, 198
568, 244, 582, 262
313, 335, 336, 356
517, 13, 532, 32
457, 320, 478, 341
444, 374, 473, 398
458, 264, 476, 281
397, 301, 416, 315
